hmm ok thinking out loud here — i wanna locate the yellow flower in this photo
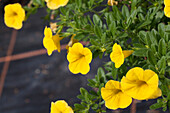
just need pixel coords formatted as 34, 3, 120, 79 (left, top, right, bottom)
4, 3, 25, 29
43, 27, 63, 56
108, 0, 118, 6
121, 67, 162, 100
67, 43, 92, 74
101, 80, 132, 110
45, 0, 69, 10
110, 43, 133, 68
66, 34, 78, 53
50, 100, 74, 113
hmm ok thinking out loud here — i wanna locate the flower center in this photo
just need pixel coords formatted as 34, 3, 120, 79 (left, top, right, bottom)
137, 80, 147, 87
12, 12, 17, 16
115, 89, 122, 94
79, 54, 85, 59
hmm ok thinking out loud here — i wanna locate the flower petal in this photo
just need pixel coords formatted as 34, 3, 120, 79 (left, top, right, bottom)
55, 100, 69, 112
68, 57, 90, 74
50, 102, 60, 113
164, 0, 170, 5
82, 48, 92, 64
126, 67, 144, 81
63, 106, 74, 113
122, 50, 134, 58
164, 6, 170, 18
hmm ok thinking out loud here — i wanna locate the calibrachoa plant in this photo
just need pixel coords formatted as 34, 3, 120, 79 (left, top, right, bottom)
4, 0, 170, 112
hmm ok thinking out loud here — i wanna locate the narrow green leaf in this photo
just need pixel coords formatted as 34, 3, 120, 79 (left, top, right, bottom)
147, 50, 157, 65
158, 38, 167, 56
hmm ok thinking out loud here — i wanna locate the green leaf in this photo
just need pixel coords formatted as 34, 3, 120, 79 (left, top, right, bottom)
74, 103, 85, 109
147, 50, 157, 66
111, 63, 118, 80
94, 25, 102, 38
93, 14, 102, 27
109, 21, 116, 36
133, 48, 148, 57
112, 6, 122, 20
97, 67, 106, 83
158, 23, 165, 38
122, 5, 130, 19
136, 20, 151, 29
150, 102, 163, 110
146, 32, 152, 48
138, 31, 147, 43
158, 38, 167, 56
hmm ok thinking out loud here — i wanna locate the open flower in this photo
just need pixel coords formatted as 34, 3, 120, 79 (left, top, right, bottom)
121, 67, 162, 100
164, 0, 170, 18
50, 100, 73, 113
67, 43, 92, 74
101, 80, 132, 110
110, 43, 133, 68
108, 0, 118, 6
43, 27, 63, 56
45, 0, 69, 10
4, 3, 25, 29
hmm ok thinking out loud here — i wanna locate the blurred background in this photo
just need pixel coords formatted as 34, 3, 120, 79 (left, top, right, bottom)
0, 0, 169, 113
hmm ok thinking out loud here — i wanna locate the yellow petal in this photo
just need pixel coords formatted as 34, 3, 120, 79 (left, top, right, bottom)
126, 67, 144, 81
82, 48, 92, 64
118, 92, 132, 109
164, 6, 170, 18
122, 50, 134, 58
45, 0, 69, 10
52, 35, 61, 53
59, 0, 69, 6
110, 43, 124, 68
55, 100, 69, 112
164, 0, 170, 5
144, 69, 158, 87
63, 106, 74, 113
67, 43, 84, 63
43, 37, 57, 56
147, 88, 162, 100
68, 57, 90, 74
44, 27, 52, 38
50, 102, 61, 113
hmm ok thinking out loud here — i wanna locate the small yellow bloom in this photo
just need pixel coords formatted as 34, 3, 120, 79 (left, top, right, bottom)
45, 0, 69, 10
108, 0, 118, 6
110, 43, 133, 68
101, 80, 132, 110
50, 100, 73, 113
66, 34, 78, 53
4, 3, 25, 29
43, 27, 63, 56
67, 43, 92, 74
121, 67, 162, 100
